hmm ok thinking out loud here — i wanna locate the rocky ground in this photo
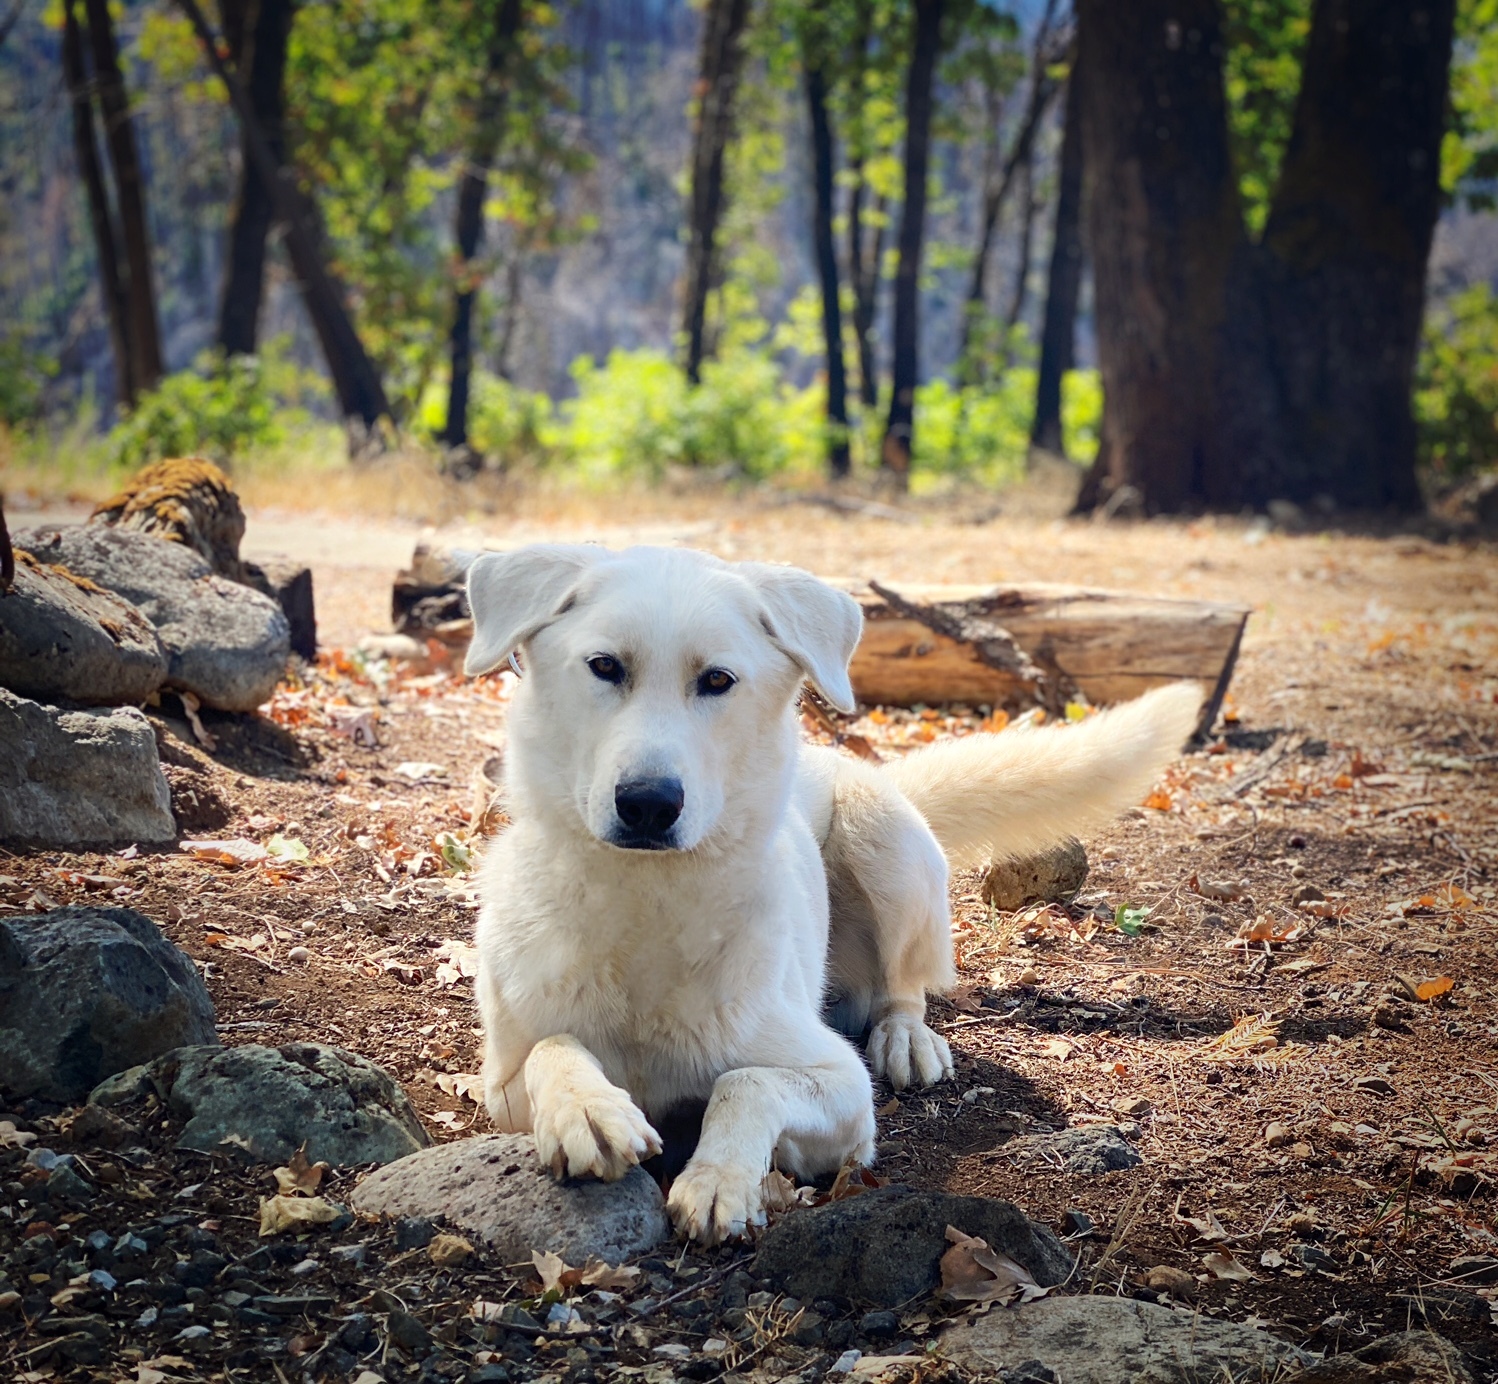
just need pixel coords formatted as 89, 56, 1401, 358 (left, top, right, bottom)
2, 490, 1496, 1383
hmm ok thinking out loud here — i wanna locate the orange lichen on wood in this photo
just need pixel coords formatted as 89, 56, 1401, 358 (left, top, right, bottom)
91, 457, 246, 577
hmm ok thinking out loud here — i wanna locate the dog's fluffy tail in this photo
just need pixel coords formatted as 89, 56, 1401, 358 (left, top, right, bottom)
883, 681, 1204, 868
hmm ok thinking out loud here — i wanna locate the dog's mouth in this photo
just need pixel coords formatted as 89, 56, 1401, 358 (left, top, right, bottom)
605, 829, 683, 852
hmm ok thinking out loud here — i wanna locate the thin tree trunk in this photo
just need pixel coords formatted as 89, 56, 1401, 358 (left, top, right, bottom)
681, 0, 751, 386
176, 0, 392, 439
805, 62, 850, 479
1002, 149, 1037, 336
1235, 0, 1455, 510
881, 0, 943, 484
83, 0, 163, 393
443, 0, 525, 451
1072, 0, 1243, 514
845, 3, 880, 411
1031, 68, 1083, 456
494, 255, 523, 382
218, 0, 296, 357
62, 0, 134, 407
959, 0, 1059, 369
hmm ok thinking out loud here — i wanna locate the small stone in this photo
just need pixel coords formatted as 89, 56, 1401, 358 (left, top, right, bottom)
287, 946, 311, 964
499, 1303, 543, 1333
859, 1309, 900, 1340
983, 840, 1089, 910
1264, 1122, 1293, 1148
1017, 967, 1040, 986
290, 1258, 320, 1277
1004, 1126, 1142, 1177
653, 1343, 692, 1359
1293, 1243, 1338, 1273
1450, 1255, 1498, 1284
1287, 834, 1307, 848
427, 1232, 474, 1267
1111, 1097, 1152, 1118
1290, 883, 1325, 905
1144, 1266, 1196, 1299
1353, 1075, 1396, 1097
387, 1309, 433, 1356
832, 1350, 863, 1374
395, 1217, 436, 1251
88, 1268, 117, 1292
1061, 1209, 1095, 1237
330, 1243, 368, 1266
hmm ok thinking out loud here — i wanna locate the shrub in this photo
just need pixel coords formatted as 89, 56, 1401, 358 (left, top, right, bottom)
0, 332, 57, 428
415, 371, 554, 466
1416, 284, 1498, 479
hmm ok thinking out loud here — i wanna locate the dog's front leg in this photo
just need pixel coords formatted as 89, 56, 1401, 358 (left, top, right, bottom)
525, 1035, 663, 1182
668, 1035, 874, 1244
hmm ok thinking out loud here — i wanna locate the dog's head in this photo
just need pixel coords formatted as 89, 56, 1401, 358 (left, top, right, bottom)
464, 544, 861, 853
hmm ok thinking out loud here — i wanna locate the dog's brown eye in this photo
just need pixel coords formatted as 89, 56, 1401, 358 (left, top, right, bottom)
697, 668, 735, 697
587, 654, 625, 684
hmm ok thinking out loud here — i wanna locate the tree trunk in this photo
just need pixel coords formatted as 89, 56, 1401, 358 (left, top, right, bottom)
443, 0, 525, 451
83, 0, 163, 393
844, 5, 882, 411
62, 0, 134, 408
1072, 0, 1243, 514
1001, 148, 1037, 337
881, 0, 943, 483
176, 0, 392, 439
1031, 69, 1083, 456
805, 62, 850, 479
680, 0, 751, 386
217, 0, 296, 358
1237, 0, 1454, 511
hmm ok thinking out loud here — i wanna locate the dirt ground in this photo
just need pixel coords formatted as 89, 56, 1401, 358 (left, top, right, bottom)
3, 483, 1497, 1383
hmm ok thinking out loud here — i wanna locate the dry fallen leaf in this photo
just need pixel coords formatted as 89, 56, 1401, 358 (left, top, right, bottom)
180, 838, 269, 868
1040, 1038, 1076, 1062
272, 1144, 328, 1196
435, 1071, 485, 1104
764, 1168, 817, 1213
0, 1119, 37, 1149
178, 690, 217, 752
1190, 873, 1247, 901
1414, 975, 1455, 1001
940, 1225, 1050, 1305
258, 1194, 340, 1236
428, 1233, 474, 1267
530, 1249, 640, 1295
1202, 1250, 1255, 1282
1227, 916, 1303, 949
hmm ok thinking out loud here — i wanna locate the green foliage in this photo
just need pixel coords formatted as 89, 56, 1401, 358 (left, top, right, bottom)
1221, 0, 1311, 236
102, 347, 320, 471
0, 332, 57, 428
416, 371, 552, 465
1416, 285, 1498, 479
1444, 0, 1498, 209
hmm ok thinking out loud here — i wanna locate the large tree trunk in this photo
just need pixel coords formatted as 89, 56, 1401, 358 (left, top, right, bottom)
805, 61, 850, 479
680, 0, 751, 386
177, 0, 392, 441
1239, 0, 1454, 511
217, 0, 296, 357
1072, 0, 1243, 514
61, 0, 134, 408
83, 0, 163, 393
881, 0, 943, 484
442, 0, 525, 452
1031, 69, 1083, 455
1001, 149, 1037, 337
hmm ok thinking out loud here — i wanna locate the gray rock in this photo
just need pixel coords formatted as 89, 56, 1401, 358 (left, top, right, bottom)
243, 558, 316, 661
15, 525, 290, 712
940, 1295, 1313, 1384
0, 556, 167, 706
0, 906, 217, 1102
136, 1043, 429, 1166
754, 1188, 1072, 1307
983, 839, 1089, 910
1293, 1330, 1474, 1383
351, 1133, 670, 1264
1002, 1125, 1143, 1176
0, 689, 175, 846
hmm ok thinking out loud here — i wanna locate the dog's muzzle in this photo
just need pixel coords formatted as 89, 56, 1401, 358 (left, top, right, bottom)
610, 776, 685, 850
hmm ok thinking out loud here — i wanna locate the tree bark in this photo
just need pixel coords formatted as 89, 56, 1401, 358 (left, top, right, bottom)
1238, 0, 1455, 511
61, 0, 134, 408
844, 4, 884, 412
680, 0, 751, 386
1031, 69, 1083, 455
881, 0, 944, 483
1001, 148, 1037, 336
442, 0, 525, 451
805, 62, 850, 479
1072, 0, 1243, 514
176, 0, 392, 439
83, 0, 163, 393
217, 0, 296, 358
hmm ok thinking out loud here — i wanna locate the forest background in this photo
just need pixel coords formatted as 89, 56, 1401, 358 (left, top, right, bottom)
0, 0, 1495, 513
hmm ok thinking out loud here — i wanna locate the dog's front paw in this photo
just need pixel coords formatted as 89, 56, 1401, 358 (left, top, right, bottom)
533, 1086, 662, 1182
667, 1159, 768, 1244
867, 1014, 953, 1090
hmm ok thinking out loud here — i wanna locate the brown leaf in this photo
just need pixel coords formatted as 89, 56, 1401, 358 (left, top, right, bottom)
532, 1249, 569, 1293
940, 1225, 1050, 1305
272, 1144, 328, 1196
180, 838, 269, 868
1414, 975, 1455, 1002
1201, 1250, 1255, 1282
258, 1194, 339, 1236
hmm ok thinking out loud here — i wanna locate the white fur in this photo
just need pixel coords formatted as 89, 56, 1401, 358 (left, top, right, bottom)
467, 544, 1202, 1243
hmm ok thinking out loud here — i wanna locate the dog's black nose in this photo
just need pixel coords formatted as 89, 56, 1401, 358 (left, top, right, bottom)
614, 777, 684, 841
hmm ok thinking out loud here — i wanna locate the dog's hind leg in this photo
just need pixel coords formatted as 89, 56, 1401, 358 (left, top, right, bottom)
667, 1027, 874, 1244
824, 763, 956, 1090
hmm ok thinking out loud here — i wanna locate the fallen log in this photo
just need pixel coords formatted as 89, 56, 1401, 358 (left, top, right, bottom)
390, 542, 1249, 734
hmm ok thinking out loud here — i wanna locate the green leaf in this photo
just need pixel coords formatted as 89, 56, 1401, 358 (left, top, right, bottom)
265, 834, 310, 864
1113, 904, 1151, 937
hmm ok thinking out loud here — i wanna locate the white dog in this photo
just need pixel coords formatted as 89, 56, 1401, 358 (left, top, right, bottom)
464, 544, 1201, 1243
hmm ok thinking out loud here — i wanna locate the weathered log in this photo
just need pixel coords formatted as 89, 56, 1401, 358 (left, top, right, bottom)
390, 543, 1248, 733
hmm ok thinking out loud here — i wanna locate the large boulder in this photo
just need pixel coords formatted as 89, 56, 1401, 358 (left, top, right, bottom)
939, 1295, 1314, 1383
14, 525, 289, 712
0, 554, 167, 706
0, 689, 175, 846
755, 1188, 1072, 1307
99, 1043, 430, 1167
1294, 1331, 1474, 1383
0, 906, 217, 1103
352, 1133, 670, 1263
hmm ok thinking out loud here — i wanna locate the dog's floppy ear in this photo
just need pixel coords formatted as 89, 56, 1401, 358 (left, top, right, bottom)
741, 563, 863, 714
464, 544, 600, 676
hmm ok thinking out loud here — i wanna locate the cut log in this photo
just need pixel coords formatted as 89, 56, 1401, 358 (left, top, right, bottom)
388, 543, 1249, 734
